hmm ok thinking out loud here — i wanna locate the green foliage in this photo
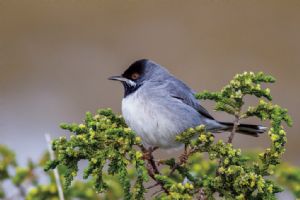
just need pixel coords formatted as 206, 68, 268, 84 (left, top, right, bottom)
45, 109, 148, 200
43, 71, 294, 199
0, 144, 17, 198
26, 181, 102, 200
0, 144, 17, 180
275, 164, 300, 198
194, 72, 292, 199
0, 145, 119, 200
195, 71, 275, 114
235, 150, 300, 199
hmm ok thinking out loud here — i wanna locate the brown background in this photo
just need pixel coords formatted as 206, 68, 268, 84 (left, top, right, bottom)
0, 0, 299, 166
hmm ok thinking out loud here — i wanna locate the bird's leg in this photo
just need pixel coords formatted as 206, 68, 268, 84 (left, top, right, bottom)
140, 145, 160, 175
139, 145, 170, 194
147, 146, 160, 174
141, 146, 158, 160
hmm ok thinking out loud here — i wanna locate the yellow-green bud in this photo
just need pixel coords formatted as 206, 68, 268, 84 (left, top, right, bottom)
199, 134, 207, 142
79, 124, 86, 129
135, 151, 143, 159
124, 127, 132, 133
135, 136, 142, 144
91, 158, 97, 164
271, 134, 279, 141
93, 114, 100, 119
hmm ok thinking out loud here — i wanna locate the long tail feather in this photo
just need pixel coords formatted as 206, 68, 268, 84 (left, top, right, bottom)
218, 121, 268, 137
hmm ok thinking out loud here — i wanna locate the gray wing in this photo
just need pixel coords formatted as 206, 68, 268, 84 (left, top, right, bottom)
163, 77, 215, 120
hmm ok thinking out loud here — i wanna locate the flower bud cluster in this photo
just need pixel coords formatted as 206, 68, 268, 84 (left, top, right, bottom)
46, 109, 148, 200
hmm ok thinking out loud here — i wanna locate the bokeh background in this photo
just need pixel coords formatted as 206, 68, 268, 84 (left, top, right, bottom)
0, 0, 299, 167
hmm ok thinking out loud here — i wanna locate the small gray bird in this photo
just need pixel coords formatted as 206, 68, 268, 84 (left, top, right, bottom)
109, 59, 266, 149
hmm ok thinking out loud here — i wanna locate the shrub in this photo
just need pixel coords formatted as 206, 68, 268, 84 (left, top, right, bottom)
30, 72, 295, 199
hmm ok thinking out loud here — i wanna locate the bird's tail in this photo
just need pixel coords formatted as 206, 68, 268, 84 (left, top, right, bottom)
218, 121, 267, 137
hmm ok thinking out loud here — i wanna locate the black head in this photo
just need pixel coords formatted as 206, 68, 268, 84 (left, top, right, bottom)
109, 59, 167, 97
122, 59, 148, 81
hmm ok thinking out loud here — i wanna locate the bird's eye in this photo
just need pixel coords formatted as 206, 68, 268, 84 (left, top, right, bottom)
131, 72, 140, 80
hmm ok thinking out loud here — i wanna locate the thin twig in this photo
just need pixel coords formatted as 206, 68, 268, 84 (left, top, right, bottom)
148, 148, 160, 175
227, 113, 240, 144
169, 146, 196, 175
151, 188, 164, 197
214, 109, 242, 180
45, 134, 65, 200
146, 182, 160, 189
216, 110, 241, 176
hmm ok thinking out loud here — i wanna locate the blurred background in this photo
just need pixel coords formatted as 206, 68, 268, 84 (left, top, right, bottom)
0, 0, 299, 167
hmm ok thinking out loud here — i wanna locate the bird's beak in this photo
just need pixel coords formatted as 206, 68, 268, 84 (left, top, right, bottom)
108, 76, 128, 82
108, 75, 137, 87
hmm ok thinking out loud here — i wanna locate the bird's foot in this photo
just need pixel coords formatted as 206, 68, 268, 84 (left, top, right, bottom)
142, 146, 158, 160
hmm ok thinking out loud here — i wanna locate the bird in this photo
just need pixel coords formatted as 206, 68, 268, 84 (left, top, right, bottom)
109, 59, 267, 149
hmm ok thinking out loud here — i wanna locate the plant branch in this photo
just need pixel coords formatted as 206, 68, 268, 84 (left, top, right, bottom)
166, 145, 208, 199
227, 112, 240, 144
169, 145, 195, 175
217, 109, 241, 176
139, 145, 170, 195
146, 182, 160, 189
